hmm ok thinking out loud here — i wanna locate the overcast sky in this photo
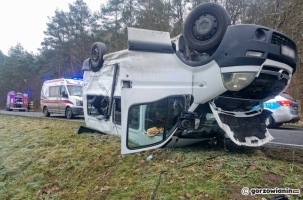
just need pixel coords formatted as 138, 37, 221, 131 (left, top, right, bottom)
0, 0, 106, 55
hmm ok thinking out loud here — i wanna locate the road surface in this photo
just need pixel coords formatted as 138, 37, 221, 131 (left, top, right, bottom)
266, 126, 303, 149
0, 110, 84, 122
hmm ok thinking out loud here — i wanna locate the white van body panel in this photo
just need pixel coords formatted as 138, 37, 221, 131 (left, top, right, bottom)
82, 47, 269, 154
81, 26, 296, 154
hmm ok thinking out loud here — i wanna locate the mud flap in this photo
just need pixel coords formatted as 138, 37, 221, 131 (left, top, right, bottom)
209, 103, 273, 146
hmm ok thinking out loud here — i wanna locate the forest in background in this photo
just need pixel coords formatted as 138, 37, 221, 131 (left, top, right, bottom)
0, 0, 302, 114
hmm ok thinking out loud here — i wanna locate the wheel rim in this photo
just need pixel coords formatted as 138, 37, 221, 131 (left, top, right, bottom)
91, 47, 99, 67
193, 14, 217, 41
66, 108, 72, 118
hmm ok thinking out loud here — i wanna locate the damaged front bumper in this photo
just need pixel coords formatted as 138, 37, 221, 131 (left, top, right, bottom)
209, 100, 274, 146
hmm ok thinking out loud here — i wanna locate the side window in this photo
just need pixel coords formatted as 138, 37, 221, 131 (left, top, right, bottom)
87, 95, 109, 116
166, 97, 185, 130
127, 96, 186, 149
145, 97, 185, 133
145, 99, 167, 134
128, 105, 140, 129
60, 86, 67, 98
41, 86, 48, 98
113, 98, 121, 125
49, 86, 60, 97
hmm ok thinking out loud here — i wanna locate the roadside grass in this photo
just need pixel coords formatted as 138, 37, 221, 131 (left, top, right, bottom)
283, 120, 303, 128
0, 114, 303, 200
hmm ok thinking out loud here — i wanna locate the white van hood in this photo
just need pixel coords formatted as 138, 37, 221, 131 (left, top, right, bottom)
70, 96, 83, 101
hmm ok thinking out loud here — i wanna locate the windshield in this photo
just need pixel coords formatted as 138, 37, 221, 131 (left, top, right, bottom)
67, 85, 82, 96
15, 97, 23, 103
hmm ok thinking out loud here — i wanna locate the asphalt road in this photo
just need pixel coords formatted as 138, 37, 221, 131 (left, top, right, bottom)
0, 110, 84, 122
1, 110, 303, 149
266, 126, 303, 149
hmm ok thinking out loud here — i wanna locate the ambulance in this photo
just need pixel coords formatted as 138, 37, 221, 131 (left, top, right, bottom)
40, 78, 83, 119
80, 3, 297, 154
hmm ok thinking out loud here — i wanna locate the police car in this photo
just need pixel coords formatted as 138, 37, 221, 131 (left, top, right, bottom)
264, 92, 300, 128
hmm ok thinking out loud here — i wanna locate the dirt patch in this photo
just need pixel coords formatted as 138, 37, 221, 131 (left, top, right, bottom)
262, 172, 282, 187
228, 186, 259, 200
260, 146, 303, 163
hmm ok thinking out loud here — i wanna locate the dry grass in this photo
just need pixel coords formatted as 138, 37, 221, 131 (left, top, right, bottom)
0, 114, 303, 200
285, 120, 303, 127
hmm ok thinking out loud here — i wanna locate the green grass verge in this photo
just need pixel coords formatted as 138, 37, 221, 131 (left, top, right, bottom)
0, 114, 302, 200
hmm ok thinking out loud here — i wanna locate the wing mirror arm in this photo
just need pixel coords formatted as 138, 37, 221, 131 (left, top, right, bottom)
61, 91, 68, 98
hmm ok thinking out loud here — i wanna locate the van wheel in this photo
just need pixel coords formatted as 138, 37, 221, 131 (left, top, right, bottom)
90, 42, 107, 72
183, 3, 230, 52
43, 107, 50, 117
65, 107, 74, 119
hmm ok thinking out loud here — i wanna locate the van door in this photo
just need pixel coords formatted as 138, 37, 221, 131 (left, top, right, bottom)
121, 86, 191, 154
59, 85, 68, 113
48, 85, 61, 112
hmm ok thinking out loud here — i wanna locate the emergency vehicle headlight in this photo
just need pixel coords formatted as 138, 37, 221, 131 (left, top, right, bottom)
76, 99, 82, 106
222, 72, 256, 91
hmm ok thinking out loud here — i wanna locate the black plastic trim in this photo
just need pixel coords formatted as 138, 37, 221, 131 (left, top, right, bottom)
128, 40, 174, 53
176, 24, 297, 73
218, 112, 267, 142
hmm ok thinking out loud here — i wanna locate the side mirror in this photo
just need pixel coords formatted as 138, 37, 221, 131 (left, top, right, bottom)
177, 112, 200, 131
62, 91, 68, 98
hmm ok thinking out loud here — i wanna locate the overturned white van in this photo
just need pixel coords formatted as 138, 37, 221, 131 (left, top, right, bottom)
40, 78, 83, 119
81, 3, 297, 154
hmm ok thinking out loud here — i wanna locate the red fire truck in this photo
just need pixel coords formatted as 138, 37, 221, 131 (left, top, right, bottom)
6, 91, 29, 111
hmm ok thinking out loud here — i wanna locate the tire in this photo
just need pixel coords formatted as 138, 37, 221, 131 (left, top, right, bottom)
6, 105, 11, 111
265, 115, 276, 128
183, 3, 231, 52
65, 107, 74, 119
90, 42, 107, 72
275, 123, 283, 128
43, 107, 50, 117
